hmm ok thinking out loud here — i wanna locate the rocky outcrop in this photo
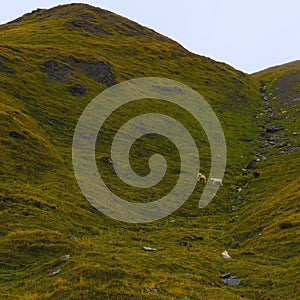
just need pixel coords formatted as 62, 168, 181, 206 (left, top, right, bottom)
42, 59, 72, 82
42, 56, 116, 87
66, 19, 110, 35
69, 84, 86, 97
67, 56, 116, 86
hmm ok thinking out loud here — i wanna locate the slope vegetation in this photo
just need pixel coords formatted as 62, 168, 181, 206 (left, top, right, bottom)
0, 4, 298, 299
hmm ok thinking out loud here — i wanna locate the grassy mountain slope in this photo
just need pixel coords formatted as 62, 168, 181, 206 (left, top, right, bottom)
225, 62, 300, 299
0, 4, 298, 299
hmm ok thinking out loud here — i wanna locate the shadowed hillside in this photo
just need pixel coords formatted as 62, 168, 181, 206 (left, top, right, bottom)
0, 4, 299, 299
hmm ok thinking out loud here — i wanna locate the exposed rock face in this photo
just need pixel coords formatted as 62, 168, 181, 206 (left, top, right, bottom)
42, 59, 72, 82
67, 20, 110, 35
69, 84, 86, 97
67, 56, 116, 87
42, 57, 116, 87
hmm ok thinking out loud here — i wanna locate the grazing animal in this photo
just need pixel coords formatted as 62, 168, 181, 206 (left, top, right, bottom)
197, 173, 206, 183
210, 177, 223, 186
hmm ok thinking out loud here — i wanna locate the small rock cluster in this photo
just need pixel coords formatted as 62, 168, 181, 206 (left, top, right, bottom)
232, 80, 299, 211
220, 273, 241, 286
41, 56, 116, 97
256, 81, 298, 156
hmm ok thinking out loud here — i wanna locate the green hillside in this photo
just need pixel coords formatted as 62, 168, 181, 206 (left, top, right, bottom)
0, 4, 299, 299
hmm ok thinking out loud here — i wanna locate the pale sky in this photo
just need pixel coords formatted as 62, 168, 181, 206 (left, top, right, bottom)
1, 0, 299, 73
